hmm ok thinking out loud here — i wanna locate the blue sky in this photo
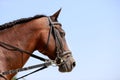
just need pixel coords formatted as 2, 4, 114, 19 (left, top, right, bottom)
0, 0, 120, 80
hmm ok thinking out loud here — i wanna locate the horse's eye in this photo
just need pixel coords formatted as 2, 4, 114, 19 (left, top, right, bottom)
60, 32, 65, 37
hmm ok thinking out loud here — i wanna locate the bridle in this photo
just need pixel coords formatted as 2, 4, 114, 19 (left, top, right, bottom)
46, 16, 72, 65
0, 16, 72, 79
39, 16, 72, 65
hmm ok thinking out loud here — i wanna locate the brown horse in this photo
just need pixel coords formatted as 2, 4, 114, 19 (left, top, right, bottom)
0, 9, 76, 80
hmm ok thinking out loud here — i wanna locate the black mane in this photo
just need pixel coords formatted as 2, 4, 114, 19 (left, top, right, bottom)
0, 15, 47, 30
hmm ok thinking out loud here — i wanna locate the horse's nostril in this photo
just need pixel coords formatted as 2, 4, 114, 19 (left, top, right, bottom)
72, 62, 76, 67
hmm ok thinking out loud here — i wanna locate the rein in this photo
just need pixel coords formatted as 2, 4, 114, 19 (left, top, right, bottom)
0, 41, 55, 80
0, 16, 71, 79
0, 41, 47, 62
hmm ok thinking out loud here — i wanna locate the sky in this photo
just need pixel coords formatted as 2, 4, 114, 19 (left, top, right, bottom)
0, 0, 120, 80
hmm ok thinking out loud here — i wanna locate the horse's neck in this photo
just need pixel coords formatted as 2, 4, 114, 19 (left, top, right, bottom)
0, 22, 40, 79
0, 23, 38, 52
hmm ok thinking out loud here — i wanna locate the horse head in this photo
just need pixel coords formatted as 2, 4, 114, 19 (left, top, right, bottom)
36, 9, 76, 72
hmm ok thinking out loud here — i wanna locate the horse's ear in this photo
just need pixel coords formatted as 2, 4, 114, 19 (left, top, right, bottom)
50, 8, 62, 21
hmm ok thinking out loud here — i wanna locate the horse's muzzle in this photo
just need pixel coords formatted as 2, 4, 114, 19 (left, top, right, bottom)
58, 53, 76, 72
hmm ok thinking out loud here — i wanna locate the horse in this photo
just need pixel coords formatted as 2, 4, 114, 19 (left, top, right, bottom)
0, 9, 76, 80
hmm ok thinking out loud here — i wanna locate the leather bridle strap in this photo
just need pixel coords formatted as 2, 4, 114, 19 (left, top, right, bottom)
40, 17, 64, 59
47, 17, 64, 56
16, 66, 47, 80
0, 60, 52, 79
39, 20, 53, 53
47, 17, 72, 65
0, 41, 48, 62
